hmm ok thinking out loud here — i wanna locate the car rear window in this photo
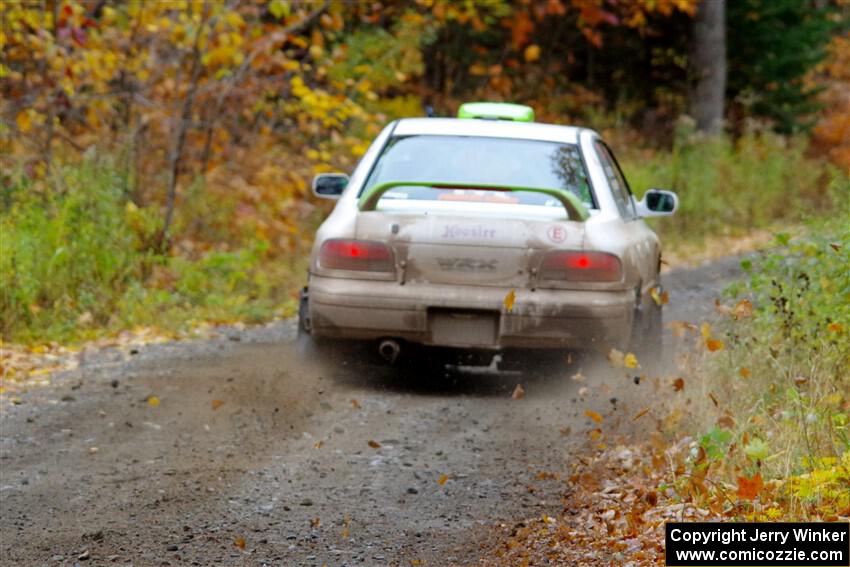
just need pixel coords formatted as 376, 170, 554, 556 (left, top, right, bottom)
361, 135, 595, 209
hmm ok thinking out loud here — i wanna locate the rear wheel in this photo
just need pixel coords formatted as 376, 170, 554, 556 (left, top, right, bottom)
296, 287, 329, 361
630, 298, 664, 372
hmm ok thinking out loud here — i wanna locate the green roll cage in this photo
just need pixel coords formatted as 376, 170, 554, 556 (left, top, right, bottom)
357, 181, 590, 221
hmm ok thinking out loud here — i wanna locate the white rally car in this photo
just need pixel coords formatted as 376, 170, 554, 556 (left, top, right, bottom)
299, 103, 677, 365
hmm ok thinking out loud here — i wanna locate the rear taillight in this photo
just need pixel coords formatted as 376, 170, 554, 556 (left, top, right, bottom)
540, 251, 622, 282
319, 239, 395, 272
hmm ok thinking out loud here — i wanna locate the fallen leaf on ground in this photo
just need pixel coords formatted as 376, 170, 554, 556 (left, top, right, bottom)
607, 348, 624, 367
503, 289, 516, 312
717, 414, 736, 429
708, 392, 719, 406
739, 367, 751, 378
584, 409, 603, 423
559, 426, 572, 436
350, 399, 361, 409
829, 242, 841, 251
736, 473, 763, 500
367, 440, 381, 449
632, 407, 651, 421
701, 322, 712, 339
147, 396, 160, 407
314, 440, 324, 449
672, 378, 684, 391
794, 376, 809, 386
211, 399, 224, 410
437, 474, 449, 486
624, 352, 639, 369
310, 517, 321, 528
827, 322, 843, 333
732, 299, 753, 319
570, 372, 585, 382
511, 383, 525, 400
234, 537, 246, 550
706, 338, 724, 352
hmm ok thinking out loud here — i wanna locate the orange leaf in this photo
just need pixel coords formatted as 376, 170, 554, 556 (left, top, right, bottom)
511, 383, 525, 400
437, 474, 449, 486
736, 473, 763, 500
632, 407, 651, 421
211, 399, 224, 410
234, 536, 246, 550
672, 378, 684, 391
367, 440, 381, 449
503, 289, 516, 312
706, 338, 724, 352
717, 414, 735, 429
732, 299, 753, 319
585, 409, 603, 423
350, 399, 361, 409
739, 367, 751, 378
523, 44, 541, 62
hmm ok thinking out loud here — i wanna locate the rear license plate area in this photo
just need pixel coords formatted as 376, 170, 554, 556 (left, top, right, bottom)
428, 309, 499, 347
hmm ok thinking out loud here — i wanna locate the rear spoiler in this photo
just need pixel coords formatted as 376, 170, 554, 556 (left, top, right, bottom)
357, 181, 589, 221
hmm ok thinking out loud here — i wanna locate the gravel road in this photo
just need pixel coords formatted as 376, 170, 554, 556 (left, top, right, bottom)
0, 256, 744, 566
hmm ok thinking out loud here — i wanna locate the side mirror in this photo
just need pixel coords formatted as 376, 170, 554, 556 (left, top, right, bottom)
312, 173, 349, 199
636, 188, 678, 217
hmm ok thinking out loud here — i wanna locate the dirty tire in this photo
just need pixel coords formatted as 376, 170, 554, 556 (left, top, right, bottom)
631, 301, 664, 373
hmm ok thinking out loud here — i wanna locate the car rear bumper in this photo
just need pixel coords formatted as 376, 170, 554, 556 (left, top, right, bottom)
308, 275, 634, 350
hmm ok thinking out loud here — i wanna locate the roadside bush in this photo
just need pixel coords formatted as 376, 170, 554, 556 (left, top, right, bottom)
620, 124, 841, 244
676, 216, 850, 516
1, 155, 302, 345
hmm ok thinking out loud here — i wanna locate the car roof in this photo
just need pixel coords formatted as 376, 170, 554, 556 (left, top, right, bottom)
392, 117, 586, 145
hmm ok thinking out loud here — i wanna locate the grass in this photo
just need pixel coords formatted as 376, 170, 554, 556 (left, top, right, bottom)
1, 155, 305, 346
619, 123, 844, 246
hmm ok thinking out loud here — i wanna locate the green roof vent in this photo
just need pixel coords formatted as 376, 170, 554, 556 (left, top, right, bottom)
457, 102, 535, 122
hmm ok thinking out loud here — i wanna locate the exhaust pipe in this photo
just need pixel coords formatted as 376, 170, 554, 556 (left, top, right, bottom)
378, 339, 401, 364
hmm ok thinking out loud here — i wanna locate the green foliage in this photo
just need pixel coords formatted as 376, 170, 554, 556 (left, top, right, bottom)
621, 122, 842, 243
727, 0, 836, 133
693, 219, 850, 494
700, 426, 733, 462
0, 156, 301, 344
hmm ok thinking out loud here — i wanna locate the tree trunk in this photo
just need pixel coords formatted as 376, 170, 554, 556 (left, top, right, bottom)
690, 0, 726, 135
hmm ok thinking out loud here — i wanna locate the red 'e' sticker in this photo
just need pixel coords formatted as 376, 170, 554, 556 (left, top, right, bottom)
548, 225, 566, 243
